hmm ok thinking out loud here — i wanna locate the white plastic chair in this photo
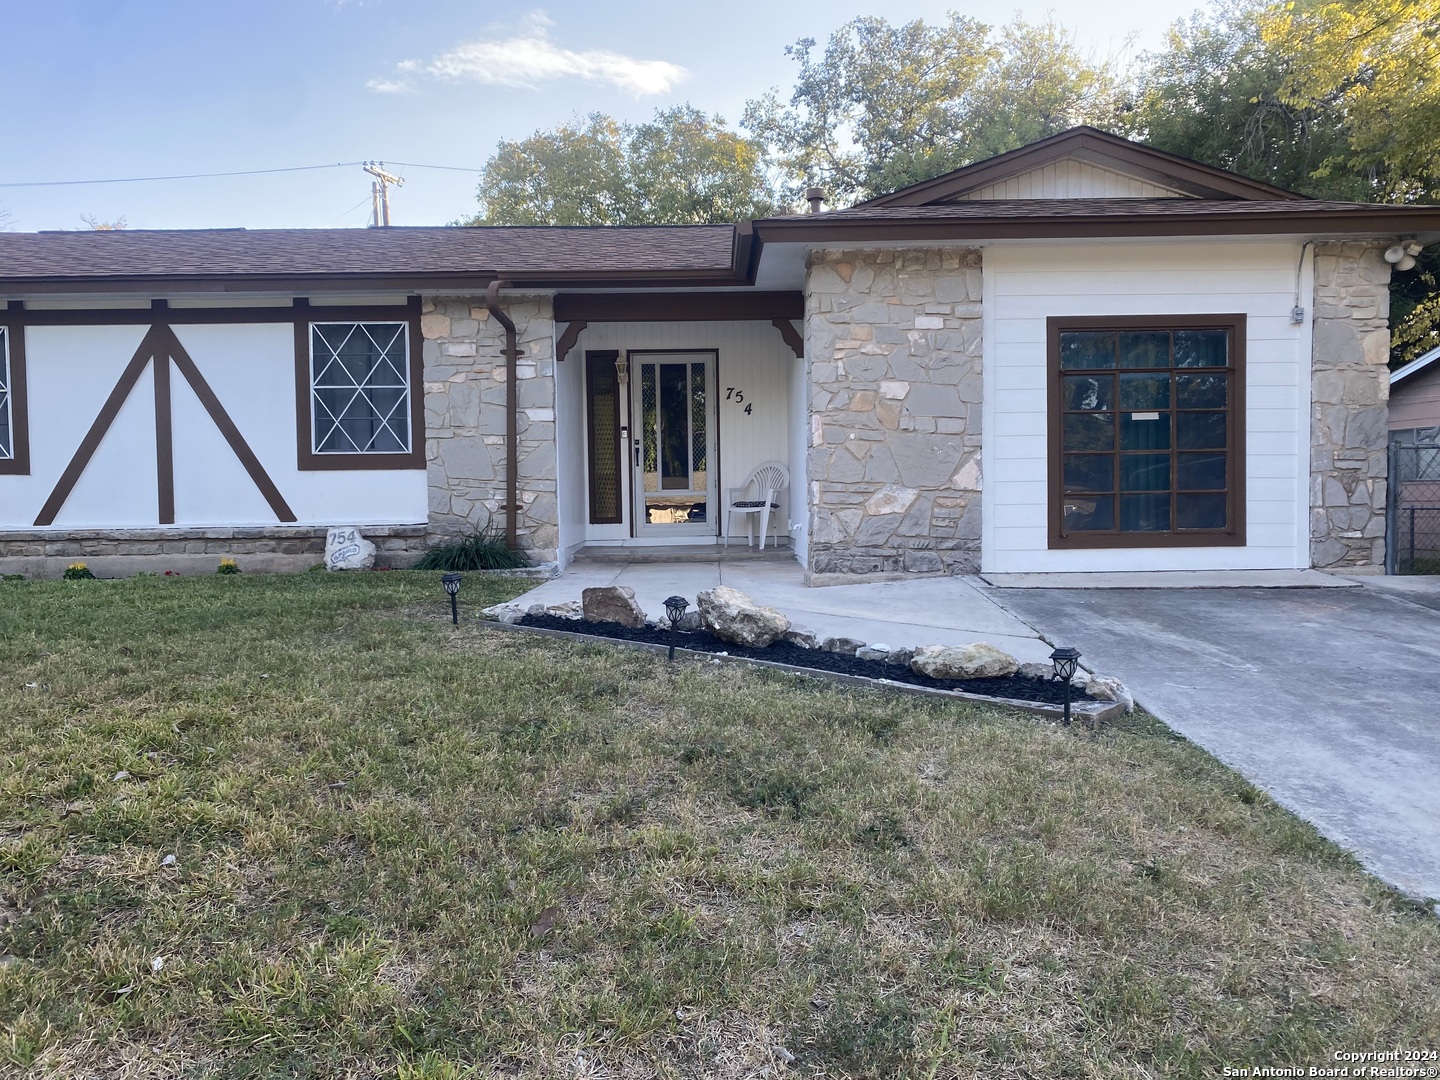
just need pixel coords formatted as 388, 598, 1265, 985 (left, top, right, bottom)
724, 460, 789, 549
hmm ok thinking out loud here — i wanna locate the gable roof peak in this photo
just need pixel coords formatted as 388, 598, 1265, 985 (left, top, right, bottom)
857, 126, 1310, 207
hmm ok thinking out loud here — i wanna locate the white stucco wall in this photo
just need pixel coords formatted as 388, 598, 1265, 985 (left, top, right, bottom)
981, 239, 1313, 573
2, 321, 427, 530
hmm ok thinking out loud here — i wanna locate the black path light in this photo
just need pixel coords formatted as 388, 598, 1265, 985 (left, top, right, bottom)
1049, 646, 1081, 727
663, 595, 690, 662
441, 573, 462, 625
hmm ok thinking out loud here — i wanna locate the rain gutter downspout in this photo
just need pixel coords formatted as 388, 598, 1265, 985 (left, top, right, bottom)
485, 278, 520, 551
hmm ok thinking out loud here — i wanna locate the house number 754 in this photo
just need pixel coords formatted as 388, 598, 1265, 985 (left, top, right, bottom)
725, 387, 753, 415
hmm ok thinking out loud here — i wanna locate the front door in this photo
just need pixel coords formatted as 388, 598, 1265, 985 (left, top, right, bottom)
631, 352, 716, 537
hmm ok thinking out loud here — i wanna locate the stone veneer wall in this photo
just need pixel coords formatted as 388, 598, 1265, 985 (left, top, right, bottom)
805, 248, 984, 576
421, 296, 559, 561
1310, 243, 1391, 569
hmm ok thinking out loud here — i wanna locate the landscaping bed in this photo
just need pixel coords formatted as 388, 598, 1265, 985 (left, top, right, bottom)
518, 612, 1102, 707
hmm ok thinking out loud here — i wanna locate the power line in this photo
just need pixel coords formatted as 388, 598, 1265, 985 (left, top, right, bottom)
0, 162, 364, 189
0, 160, 484, 190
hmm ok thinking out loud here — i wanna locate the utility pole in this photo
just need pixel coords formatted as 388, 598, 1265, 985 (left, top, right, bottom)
361, 162, 404, 227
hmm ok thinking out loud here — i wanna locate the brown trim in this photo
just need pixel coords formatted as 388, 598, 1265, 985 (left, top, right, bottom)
1046, 314, 1246, 550
295, 305, 426, 472
0, 304, 413, 327
34, 326, 163, 526
858, 127, 1308, 206
584, 351, 623, 525
0, 323, 30, 476
153, 349, 175, 525
771, 318, 804, 359
554, 291, 804, 323
556, 320, 588, 363
163, 326, 296, 523
751, 207, 1440, 245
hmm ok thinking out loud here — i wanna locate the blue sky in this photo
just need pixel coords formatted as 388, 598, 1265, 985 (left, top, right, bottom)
1, 0, 1209, 232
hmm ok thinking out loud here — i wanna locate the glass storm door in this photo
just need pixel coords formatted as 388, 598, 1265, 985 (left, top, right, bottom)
632, 353, 716, 536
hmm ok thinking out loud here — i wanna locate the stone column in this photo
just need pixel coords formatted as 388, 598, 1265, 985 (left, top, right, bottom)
421, 296, 558, 562
1310, 243, 1391, 570
804, 248, 983, 577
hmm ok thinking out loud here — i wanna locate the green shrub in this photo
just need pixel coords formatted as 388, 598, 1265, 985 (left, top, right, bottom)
413, 526, 529, 572
63, 562, 96, 580
216, 558, 241, 575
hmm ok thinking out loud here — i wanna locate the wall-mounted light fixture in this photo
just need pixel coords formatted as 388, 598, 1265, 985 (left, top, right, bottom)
1385, 240, 1423, 272
615, 355, 630, 385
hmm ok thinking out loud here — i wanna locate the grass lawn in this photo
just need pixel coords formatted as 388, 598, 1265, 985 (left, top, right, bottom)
2, 572, 1438, 1078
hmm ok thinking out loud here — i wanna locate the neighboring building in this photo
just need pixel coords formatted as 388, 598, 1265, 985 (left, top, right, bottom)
2, 127, 1438, 578
1389, 345, 1440, 442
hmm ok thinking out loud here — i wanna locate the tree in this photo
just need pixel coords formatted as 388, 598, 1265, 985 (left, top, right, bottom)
1126, 1, 1366, 200
464, 106, 780, 226
80, 213, 128, 230
741, 15, 1122, 204
1260, 0, 1440, 204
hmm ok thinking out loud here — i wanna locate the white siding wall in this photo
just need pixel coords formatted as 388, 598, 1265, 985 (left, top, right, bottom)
2, 322, 426, 530
981, 240, 1312, 573
569, 321, 796, 542
955, 160, 1188, 200
786, 319, 809, 561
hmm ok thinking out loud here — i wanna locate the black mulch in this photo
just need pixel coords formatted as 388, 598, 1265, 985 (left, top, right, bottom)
515, 614, 1099, 707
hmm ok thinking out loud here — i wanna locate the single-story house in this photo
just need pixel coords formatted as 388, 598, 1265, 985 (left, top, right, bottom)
1389, 345, 1440, 444
3, 127, 1438, 578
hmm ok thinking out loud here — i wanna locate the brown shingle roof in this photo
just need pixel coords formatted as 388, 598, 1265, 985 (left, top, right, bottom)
0, 224, 741, 288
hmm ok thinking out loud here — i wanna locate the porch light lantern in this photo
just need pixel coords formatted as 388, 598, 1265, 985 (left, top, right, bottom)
663, 595, 689, 662
441, 573, 462, 625
615, 355, 630, 385
1049, 646, 1081, 727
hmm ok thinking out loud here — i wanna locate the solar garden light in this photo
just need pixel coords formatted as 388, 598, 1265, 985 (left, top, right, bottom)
441, 573, 462, 625
663, 595, 689, 662
1049, 646, 1081, 727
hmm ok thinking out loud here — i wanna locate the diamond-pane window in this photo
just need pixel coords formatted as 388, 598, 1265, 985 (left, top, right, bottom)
310, 322, 410, 455
0, 327, 12, 460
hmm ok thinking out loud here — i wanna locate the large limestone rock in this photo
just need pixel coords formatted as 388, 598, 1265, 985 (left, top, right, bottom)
697, 586, 790, 648
581, 586, 647, 628
325, 527, 376, 571
910, 642, 1019, 680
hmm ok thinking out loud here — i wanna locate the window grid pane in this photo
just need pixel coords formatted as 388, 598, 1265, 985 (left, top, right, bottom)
1057, 325, 1233, 538
311, 322, 410, 455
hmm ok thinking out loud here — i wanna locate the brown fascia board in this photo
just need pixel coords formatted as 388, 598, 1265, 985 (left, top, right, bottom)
858, 127, 1309, 206
0, 266, 755, 296
751, 207, 1440, 245
554, 291, 803, 322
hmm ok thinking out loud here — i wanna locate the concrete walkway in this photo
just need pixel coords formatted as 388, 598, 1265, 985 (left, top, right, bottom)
982, 577, 1440, 900
507, 558, 1057, 664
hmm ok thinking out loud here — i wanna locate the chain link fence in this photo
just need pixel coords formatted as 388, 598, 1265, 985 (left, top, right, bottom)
1388, 429, 1440, 574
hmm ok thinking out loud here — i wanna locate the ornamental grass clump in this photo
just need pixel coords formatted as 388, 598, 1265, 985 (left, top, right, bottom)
413, 525, 529, 572
62, 562, 95, 580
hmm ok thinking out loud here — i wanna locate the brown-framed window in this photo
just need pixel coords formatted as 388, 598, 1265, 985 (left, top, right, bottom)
0, 324, 30, 476
296, 313, 425, 471
1048, 314, 1245, 549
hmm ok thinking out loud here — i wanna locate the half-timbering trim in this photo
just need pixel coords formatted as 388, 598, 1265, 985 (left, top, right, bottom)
165, 326, 296, 523
32, 322, 298, 527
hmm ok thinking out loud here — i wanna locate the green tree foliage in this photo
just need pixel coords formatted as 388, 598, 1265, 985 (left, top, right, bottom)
464, 106, 779, 226
1130, 0, 1440, 360
1126, 1, 1365, 200
742, 15, 1122, 204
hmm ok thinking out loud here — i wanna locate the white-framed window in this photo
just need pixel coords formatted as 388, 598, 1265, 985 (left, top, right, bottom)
0, 326, 12, 461
309, 321, 412, 456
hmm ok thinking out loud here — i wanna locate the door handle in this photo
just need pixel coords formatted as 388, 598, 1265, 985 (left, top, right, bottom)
633, 438, 641, 466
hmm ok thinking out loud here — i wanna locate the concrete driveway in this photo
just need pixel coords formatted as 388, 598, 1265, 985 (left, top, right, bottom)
984, 577, 1440, 900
